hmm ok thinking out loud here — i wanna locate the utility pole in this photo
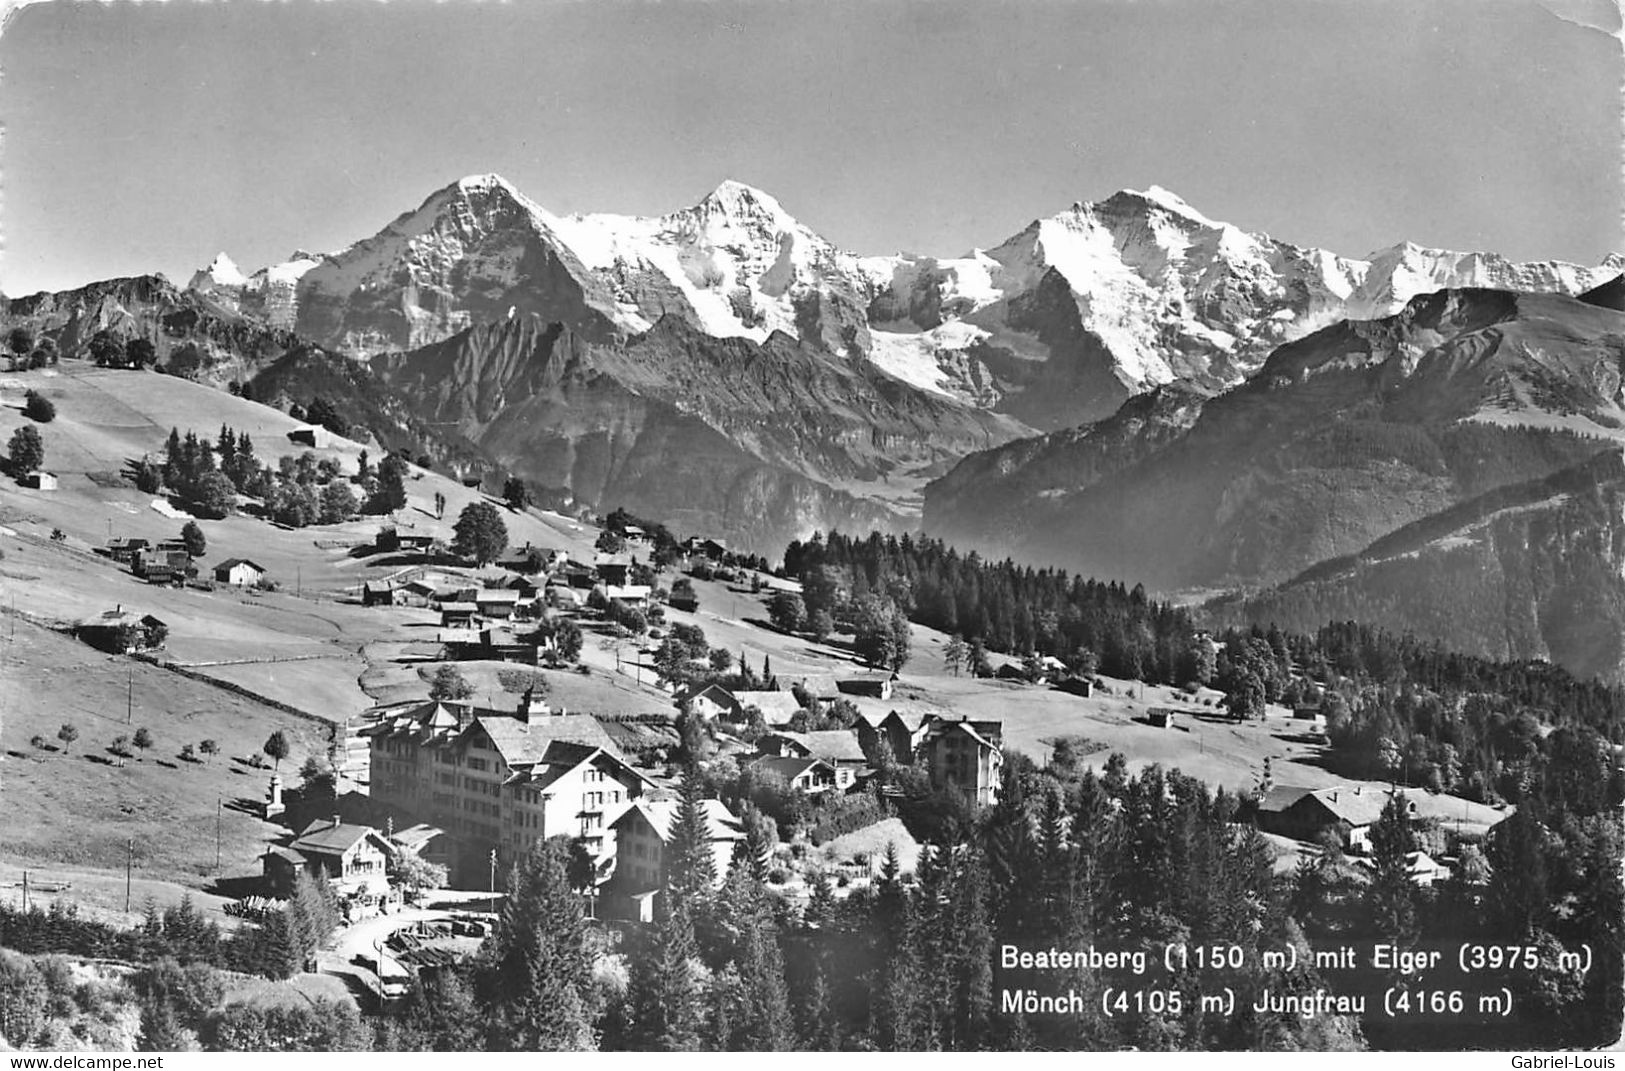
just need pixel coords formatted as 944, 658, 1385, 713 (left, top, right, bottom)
21, 870, 27, 912
124, 838, 133, 913
127, 669, 133, 724
216, 797, 222, 871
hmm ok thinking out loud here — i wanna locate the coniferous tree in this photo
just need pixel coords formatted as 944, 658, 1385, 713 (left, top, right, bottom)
628, 902, 704, 1050
484, 837, 597, 1050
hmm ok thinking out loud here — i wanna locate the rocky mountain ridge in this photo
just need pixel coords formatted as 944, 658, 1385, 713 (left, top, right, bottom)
190, 175, 1621, 429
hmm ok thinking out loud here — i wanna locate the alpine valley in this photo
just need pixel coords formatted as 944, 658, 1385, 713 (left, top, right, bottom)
6, 173, 1624, 676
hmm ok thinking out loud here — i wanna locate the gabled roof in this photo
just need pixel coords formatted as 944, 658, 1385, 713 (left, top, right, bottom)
470, 713, 625, 768
1259, 784, 1393, 827
440, 601, 479, 613
504, 742, 654, 792
729, 690, 803, 726
216, 558, 265, 572
290, 819, 392, 857
680, 682, 737, 707
762, 729, 866, 763
750, 755, 835, 783
604, 584, 651, 600
919, 715, 1004, 752
475, 589, 521, 603
76, 609, 166, 630
1257, 785, 1316, 813
610, 798, 745, 843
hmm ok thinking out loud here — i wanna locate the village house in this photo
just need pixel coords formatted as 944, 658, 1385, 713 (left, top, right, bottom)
440, 602, 480, 629
213, 558, 267, 587
104, 537, 150, 565
74, 609, 168, 655
286, 426, 332, 449
678, 682, 738, 721
856, 709, 931, 766
1147, 707, 1178, 729
604, 798, 746, 922
363, 693, 646, 886
916, 715, 1005, 806
1253, 784, 1410, 854
363, 580, 406, 607
594, 553, 632, 587
722, 689, 804, 728
474, 588, 523, 620
1055, 675, 1095, 698
262, 817, 395, 901
603, 584, 652, 609
757, 730, 867, 789
22, 471, 57, 491
377, 526, 436, 555
132, 546, 191, 584
749, 754, 838, 794
682, 536, 728, 561
837, 670, 898, 701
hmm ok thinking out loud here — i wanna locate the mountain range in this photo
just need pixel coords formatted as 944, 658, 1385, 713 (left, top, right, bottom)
7, 174, 1625, 677
189, 174, 1619, 428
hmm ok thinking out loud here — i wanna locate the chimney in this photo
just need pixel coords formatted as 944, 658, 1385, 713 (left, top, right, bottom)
331, 813, 341, 829
1355, 785, 1361, 795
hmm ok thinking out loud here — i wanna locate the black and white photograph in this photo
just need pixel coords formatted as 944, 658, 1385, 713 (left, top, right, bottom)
0, 0, 1621, 1055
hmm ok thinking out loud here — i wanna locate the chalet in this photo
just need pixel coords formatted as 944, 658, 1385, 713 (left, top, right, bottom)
559, 562, 595, 589
678, 682, 738, 721
683, 537, 728, 560
621, 525, 649, 548
74, 609, 168, 654
749, 755, 837, 794
605, 798, 746, 922
725, 689, 804, 728
363, 695, 643, 886
262, 817, 395, 899
603, 584, 651, 608
1056, 675, 1095, 698
995, 663, 1029, 682
1147, 708, 1178, 729
667, 588, 700, 613
22, 471, 57, 491
363, 580, 405, 607
286, 426, 331, 449
377, 526, 436, 554
132, 547, 191, 584
759, 574, 803, 595
213, 558, 267, 587
440, 602, 480, 628
1254, 784, 1410, 854
594, 553, 632, 587
401, 580, 441, 606
758, 730, 867, 789
1292, 705, 1324, 725
474, 589, 522, 620
837, 671, 897, 701
856, 709, 932, 767
916, 715, 1005, 806
1356, 850, 1450, 888
444, 627, 539, 664
104, 537, 149, 565
785, 674, 841, 704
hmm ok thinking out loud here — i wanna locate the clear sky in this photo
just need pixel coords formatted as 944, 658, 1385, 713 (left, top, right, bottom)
0, 0, 1619, 296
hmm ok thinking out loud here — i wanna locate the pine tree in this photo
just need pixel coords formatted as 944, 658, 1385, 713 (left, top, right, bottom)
729, 877, 795, 1050
664, 768, 718, 916
1367, 792, 1417, 947
628, 902, 703, 1050
485, 837, 596, 1050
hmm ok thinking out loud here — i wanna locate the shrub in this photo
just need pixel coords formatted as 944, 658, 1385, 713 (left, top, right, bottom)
766, 867, 790, 885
